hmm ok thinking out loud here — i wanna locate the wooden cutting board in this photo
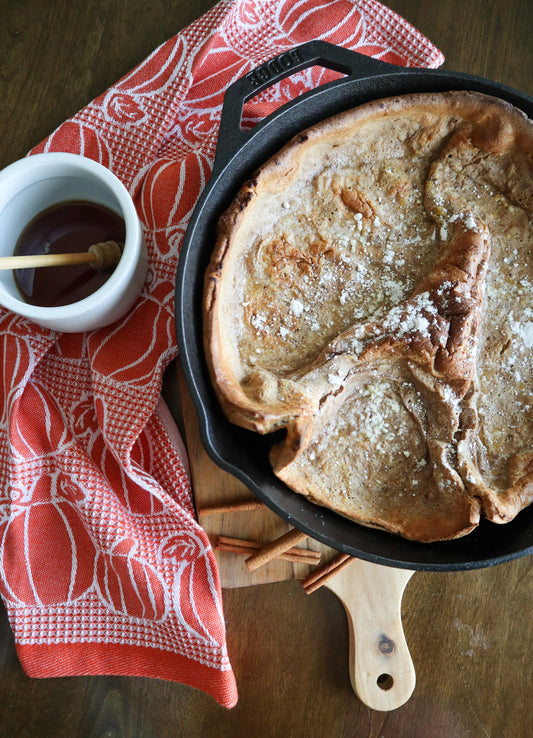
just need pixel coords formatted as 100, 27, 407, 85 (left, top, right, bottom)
176, 363, 416, 710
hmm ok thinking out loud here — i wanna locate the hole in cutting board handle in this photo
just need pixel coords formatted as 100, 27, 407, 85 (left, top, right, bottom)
377, 673, 394, 691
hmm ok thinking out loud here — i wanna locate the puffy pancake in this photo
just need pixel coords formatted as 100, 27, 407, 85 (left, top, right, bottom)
204, 90, 533, 542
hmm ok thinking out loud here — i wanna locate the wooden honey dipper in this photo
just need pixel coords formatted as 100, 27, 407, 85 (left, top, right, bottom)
0, 240, 123, 271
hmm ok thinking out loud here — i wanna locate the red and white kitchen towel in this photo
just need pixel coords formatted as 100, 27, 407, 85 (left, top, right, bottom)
0, 0, 442, 708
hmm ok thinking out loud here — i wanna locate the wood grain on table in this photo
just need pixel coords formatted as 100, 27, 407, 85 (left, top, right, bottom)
1, 1, 533, 736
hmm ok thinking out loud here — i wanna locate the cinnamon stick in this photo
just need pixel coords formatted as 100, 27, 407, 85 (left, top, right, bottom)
302, 552, 354, 594
197, 499, 266, 516
245, 528, 309, 571
215, 535, 321, 566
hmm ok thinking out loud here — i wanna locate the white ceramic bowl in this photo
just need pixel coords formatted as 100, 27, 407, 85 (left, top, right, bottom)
0, 152, 147, 332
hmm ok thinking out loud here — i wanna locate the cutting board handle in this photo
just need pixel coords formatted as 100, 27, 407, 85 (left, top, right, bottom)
326, 558, 416, 711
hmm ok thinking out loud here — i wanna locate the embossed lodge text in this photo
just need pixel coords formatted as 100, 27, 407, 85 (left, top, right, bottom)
246, 49, 304, 88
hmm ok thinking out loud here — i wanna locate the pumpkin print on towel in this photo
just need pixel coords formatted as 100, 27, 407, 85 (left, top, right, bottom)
0, 495, 96, 608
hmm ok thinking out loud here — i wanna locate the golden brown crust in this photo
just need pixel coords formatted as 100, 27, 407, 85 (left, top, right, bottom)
203, 90, 533, 542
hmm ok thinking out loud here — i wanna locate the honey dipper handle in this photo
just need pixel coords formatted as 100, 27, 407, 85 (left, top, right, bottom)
0, 252, 95, 270
0, 241, 123, 270
326, 558, 416, 711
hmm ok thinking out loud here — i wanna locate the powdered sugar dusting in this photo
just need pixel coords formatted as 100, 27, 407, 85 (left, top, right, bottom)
290, 298, 304, 317
382, 292, 437, 339
510, 312, 533, 349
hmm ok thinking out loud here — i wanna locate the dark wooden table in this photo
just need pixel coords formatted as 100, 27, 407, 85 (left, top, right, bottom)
1, 1, 532, 736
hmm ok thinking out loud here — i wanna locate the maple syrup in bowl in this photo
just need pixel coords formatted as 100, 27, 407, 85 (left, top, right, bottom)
0, 153, 147, 332
14, 200, 126, 308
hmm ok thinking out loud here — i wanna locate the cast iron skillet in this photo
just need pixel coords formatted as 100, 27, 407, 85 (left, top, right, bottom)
175, 40, 533, 572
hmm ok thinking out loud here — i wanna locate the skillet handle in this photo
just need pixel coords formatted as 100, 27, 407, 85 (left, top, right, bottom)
213, 40, 400, 173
